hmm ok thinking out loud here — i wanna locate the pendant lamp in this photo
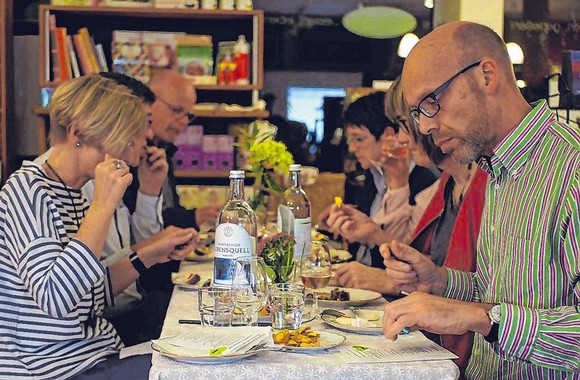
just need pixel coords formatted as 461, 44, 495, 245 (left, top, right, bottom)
342, 6, 417, 39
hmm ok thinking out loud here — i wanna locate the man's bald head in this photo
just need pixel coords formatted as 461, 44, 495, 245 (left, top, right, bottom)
148, 70, 197, 144
402, 22, 515, 97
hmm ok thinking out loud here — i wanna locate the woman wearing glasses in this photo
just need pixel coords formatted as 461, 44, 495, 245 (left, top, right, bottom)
382, 76, 487, 378
0, 75, 196, 379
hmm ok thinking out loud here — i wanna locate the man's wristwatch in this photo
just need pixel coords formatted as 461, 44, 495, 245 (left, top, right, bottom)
484, 304, 501, 343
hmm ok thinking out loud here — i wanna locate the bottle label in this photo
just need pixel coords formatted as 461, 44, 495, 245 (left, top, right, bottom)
293, 217, 311, 260
213, 223, 254, 287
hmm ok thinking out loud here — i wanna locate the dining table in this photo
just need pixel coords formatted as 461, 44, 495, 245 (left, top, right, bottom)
148, 258, 460, 380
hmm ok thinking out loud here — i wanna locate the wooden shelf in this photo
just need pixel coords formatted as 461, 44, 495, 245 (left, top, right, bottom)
194, 109, 269, 118
42, 5, 261, 19
175, 170, 230, 178
35, 107, 269, 119
40, 82, 264, 91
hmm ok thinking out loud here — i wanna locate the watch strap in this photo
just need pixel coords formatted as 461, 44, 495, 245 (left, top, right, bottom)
129, 251, 148, 276
484, 321, 499, 343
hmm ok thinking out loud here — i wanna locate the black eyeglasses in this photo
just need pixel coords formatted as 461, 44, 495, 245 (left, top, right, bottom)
395, 117, 410, 135
409, 61, 481, 124
156, 96, 196, 123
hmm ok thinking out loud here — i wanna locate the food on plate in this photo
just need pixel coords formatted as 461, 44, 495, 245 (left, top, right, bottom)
258, 305, 270, 317
334, 316, 378, 328
185, 273, 201, 285
272, 326, 320, 347
330, 249, 351, 263
311, 230, 328, 241
316, 288, 350, 301
334, 196, 343, 208
171, 272, 200, 286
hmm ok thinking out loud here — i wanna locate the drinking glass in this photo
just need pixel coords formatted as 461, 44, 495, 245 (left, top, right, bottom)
231, 256, 269, 326
382, 134, 409, 159
197, 287, 234, 327
299, 241, 332, 318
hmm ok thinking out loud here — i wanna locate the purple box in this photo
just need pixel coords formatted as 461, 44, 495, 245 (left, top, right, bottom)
202, 135, 219, 171
216, 135, 234, 171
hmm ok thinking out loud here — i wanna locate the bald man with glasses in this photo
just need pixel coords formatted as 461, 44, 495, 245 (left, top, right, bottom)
381, 21, 580, 379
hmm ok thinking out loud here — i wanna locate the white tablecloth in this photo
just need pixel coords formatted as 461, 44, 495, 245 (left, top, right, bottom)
149, 260, 459, 380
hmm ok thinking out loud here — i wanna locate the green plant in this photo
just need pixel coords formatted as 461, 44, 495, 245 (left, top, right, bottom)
257, 232, 296, 283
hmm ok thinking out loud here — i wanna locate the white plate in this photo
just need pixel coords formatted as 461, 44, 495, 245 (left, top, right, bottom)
322, 311, 383, 335
314, 287, 383, 308
330, 249, 352, 263
152, 342, 261, 364
278, 330, 346, 352
185, 246, 214, 262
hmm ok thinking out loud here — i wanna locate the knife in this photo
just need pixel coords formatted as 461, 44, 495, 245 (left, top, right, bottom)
178, 319, 272, 327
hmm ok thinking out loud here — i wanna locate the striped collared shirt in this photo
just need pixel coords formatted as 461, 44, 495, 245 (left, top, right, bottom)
445, 100, 580, 379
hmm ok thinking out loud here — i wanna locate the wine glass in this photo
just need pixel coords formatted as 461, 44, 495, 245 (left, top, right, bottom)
231, 256, 269, 326
299, 241, 332, 318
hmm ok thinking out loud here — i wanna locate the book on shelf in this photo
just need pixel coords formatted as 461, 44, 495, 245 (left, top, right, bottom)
142, 31, 180, 71
95, 44, 109, 72
175, 34, 215, 85
112, 30, 150, 83
55, 27, 71, 82
48, 14, 59, 82
78, 28, 101, 74
67, 35, 81, 78
103, 0, 154, 7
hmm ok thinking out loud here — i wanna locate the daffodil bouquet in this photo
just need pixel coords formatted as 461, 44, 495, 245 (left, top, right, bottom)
257, 232, 296, 283
237, 121, 293, 210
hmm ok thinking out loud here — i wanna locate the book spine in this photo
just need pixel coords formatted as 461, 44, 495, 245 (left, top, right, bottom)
78, 28, 100, 74
95, 44, 109, 72
55, 27, 69, 82
48, 14, 60, 82
73, 34, 91, 75
67, 35, 81, 78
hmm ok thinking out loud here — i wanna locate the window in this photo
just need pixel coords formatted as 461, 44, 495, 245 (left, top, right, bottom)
286, 86, 346, 143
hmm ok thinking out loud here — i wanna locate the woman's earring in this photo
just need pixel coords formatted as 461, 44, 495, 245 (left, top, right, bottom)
75, 142, 81, 147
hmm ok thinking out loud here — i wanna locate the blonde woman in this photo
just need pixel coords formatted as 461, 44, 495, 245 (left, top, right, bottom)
0, 75, 196, 379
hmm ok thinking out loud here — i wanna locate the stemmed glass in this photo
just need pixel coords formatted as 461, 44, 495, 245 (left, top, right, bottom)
299, 241, 332, 319
231, 256, 269, 326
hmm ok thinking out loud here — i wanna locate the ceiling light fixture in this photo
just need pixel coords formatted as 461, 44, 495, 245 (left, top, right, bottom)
397, 33, 419, 58
342, 6, 417, 39
506, 42, 525, 64
424, 0, 434, 9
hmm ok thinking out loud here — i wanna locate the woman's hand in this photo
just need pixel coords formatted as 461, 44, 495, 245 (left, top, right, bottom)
327, 204, 382, 244
380, 240, 448, 296
136, 226, 198, 268
92, 154, 133, 214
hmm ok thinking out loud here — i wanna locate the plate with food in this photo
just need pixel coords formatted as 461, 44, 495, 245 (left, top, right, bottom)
330, 249, 352, 263
151, 342, 262, 364
185, 245, 214, 262
321, 309, 383, 335
312, 287, 382, 308
272, 326, 345, 352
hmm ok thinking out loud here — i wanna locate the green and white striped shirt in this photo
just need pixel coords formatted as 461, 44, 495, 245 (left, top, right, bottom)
445, 100, 580, 379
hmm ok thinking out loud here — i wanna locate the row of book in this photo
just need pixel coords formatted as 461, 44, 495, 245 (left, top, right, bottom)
173, 125, 235, 171
112, 30, 214, 84
48, 15, 108, 82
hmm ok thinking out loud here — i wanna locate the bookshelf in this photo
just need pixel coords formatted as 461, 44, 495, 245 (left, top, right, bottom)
36, 5, 268, 182
38, 5, 264, 90
0, 0, 14, 183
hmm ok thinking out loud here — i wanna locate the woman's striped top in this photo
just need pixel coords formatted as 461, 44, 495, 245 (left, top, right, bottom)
0, 161, 122, 379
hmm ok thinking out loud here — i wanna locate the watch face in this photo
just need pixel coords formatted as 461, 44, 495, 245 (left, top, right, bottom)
489, 304, 501, 323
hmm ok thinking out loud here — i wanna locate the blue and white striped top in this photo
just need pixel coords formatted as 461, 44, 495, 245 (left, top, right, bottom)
0, 162, 122, 379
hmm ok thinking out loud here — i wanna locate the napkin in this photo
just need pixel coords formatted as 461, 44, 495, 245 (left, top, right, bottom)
152, 327, 271, 357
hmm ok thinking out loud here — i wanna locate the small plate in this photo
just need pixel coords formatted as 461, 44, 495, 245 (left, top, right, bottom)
330, 249, 352, 263
152, 342, 261, 364
185, 246, 214, 262
278, 330, 346, 352
314, 287, 382, 308
322, 310, 383, 335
